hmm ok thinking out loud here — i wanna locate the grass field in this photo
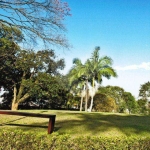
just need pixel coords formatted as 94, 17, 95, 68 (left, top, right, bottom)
0, 110, 150, 138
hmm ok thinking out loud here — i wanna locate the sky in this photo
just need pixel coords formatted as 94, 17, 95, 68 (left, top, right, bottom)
56, 0, 150, 98
0, 0, 149, 99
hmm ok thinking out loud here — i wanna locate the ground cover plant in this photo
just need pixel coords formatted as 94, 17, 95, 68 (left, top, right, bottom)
0, 110, 150, 149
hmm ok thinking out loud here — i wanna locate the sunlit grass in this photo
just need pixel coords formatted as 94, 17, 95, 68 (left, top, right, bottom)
0, 110, 150, 138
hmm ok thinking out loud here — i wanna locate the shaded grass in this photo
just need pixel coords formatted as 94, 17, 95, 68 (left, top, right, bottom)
0, 110, 150, 138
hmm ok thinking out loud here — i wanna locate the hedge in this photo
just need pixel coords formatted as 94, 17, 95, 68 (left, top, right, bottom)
0, 130, 150, 150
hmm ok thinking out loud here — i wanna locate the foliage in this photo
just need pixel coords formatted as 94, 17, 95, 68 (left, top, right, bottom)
123, 92, 137, 114
97, 86, 125, 112
0, 24, 67, 110
93, 93, 117, 112
0, 130, 150, 150
137, 99, 147, 114
0, 23, 22, 90
69, 47, 117, 85
138, 81, 150, 114
139, 81, 150, 102
0, 0, 71, 47
95, 86, 138, 113
86, 46, 117, 82
68, 46, 117, 112
67, 95, 80, 109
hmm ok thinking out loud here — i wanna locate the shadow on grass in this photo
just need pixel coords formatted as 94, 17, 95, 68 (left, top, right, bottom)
0, 110, 53, 133
2, 122, 61, 131
1, 111, 150, 137
55, 112, 150, 137
2, 123, 47, 129
0, 116, 27, 125
0, 121, 51, 135
0, 116, 50, 134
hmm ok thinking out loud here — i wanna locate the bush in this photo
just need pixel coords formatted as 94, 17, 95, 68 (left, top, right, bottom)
93, 93, 117, 112
0, 130, 150, 150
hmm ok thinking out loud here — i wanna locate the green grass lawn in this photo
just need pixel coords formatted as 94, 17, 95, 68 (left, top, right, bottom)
0, 110, 150, 138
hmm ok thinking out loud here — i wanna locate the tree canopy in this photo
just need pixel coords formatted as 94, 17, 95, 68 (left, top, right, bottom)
0, 0, 71, 48
0, 25, 66, 110
94, 86, 137, 113
68, 46, 117, 112
139, 81, 150, 100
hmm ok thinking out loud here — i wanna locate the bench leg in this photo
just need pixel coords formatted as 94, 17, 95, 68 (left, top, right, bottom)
48, 116, 56, 134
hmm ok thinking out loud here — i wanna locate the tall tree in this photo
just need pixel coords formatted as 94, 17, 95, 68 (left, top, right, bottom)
99, 86, 126, 112
0, 0, 71, 47
0, 26, 65, 110
68, 46, 117, 112
68, 59, 89, 111
1, 48, 65, 110
0, 23, 23, 91
84, 47, 117, 112
139, 81, 150, 110
137, 99, 147, 114
139, 81, 150, 100
123, 92, 137, 114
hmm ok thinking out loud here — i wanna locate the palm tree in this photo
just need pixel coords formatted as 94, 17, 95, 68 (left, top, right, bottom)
68, 59, 89, 111
68, 46, 117, 112
84, 46, 117, 112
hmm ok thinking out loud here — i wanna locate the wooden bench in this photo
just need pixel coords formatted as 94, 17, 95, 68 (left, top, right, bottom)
0, 110, 56, 134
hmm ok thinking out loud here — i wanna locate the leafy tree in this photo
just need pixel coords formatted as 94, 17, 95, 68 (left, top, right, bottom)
138, 81, 150, 113
82, 47, 117, 112
137, 99, 147, 114
93, 93, 116, 112
123, 92, 137, 114
1, 49, 65, 110
0, 23, 23, 92
68, 46, 117, 112
0, 0, 71, 47
68, 59, 89, 111
2, 74, 70, 110
99, 86, 126, 112
51, 75, 71, 109
139, 81, 150, 101
95, 86, 139, 113
69, 75, 87, 111
0, 25, 66, 110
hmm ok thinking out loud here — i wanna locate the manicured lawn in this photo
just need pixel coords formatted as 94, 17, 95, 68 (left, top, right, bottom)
0, 110, 150, 138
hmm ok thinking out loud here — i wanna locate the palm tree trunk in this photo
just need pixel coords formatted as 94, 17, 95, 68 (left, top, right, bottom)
85, 80, 88, 112
85, 93, 88, 112
88, 96, 93, 112
88, 78, 96, 112
80, 96, 84, 111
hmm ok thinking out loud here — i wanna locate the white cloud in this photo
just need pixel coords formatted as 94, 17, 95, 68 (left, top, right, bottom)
102, 70, 150, 98
115, 62, 150, 71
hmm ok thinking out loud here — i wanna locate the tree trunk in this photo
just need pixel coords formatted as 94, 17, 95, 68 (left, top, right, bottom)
80, 96, 84, 111
80, 85, 86, 111
11, 102, 19, 110
88, 79, 97, 112
11, 85, 19, 110
88, 96, 93, 112
85, 80, 88, 112
11, 84, 30, 110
